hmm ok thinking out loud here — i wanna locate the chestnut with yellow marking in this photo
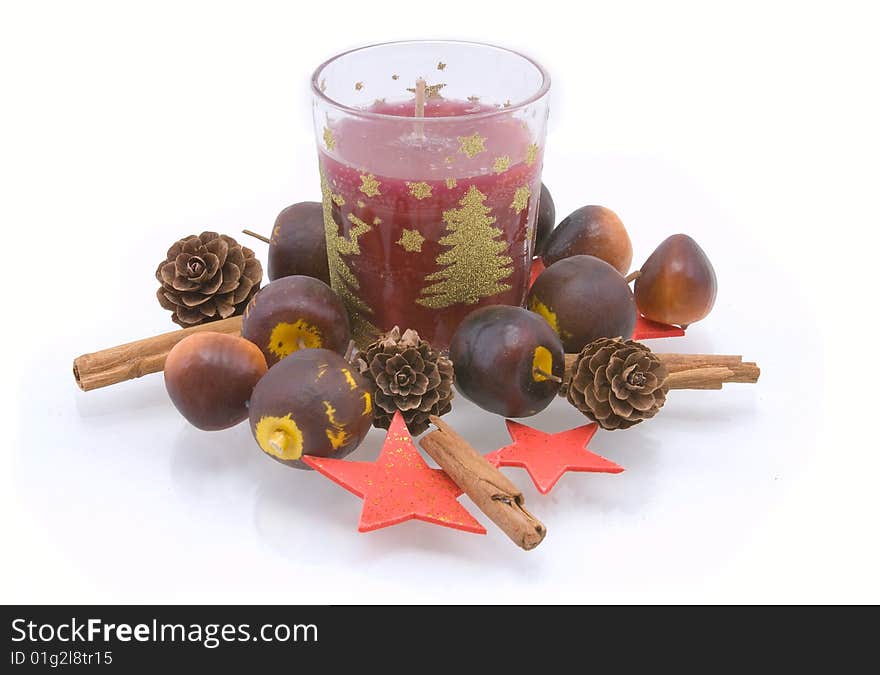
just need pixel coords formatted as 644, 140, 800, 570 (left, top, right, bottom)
340, 368, 358, 391
268, 319, 323, 360
323, 400, 351, 450
361, 391, 372, 415
528, 297, 560, 335
531, 346, 555, 382
255, 414, 304, 461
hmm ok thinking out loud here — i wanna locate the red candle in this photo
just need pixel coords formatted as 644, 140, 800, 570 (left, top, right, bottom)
312, 42, 550, 348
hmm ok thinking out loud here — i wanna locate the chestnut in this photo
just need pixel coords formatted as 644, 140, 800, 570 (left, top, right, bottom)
542, 205, 633, 274
267, 202, 331, 284
634, 234, 717, 327
248, 348, 373, 468
164, 332, 268, 431
527, 255, 637, 352
449, 305, 564, 417
534, 183, 556, 256
241, 275, 350, 366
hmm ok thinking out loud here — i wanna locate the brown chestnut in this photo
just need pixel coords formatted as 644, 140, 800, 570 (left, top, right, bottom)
527, 255, 637, 353
542, 205, 633, 274
164, 332, 268, 431
449, 305, 564, 417
241, 275, 350, 366
267, 202, 331, 284
634, 234, 717, 327
248, 348, 373, 468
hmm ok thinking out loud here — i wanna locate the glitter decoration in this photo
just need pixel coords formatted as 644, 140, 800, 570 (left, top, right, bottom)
417, 185, 513, 309
373, 98, 386, 105
457, 132, 487, 158
503, 99, 512, 107
406, 82, 446, 99
323, 127, 336, 151
407, 181, 433, 200
320, 170, 379, 346
373, 217, 382, 226
355, 81, 364, 91
467, 95, 480, 102
444, 156, 454, 164
526, 143, 539, 166
320, 78, 327, 92
304, 412, 486, 535
493, 155, 511, 174
437, 61, 446, 70
331, 193, 345, 206
357, 199, 365, 208
484, 420, 623, 494
397, 228, 425, 253
392, 74, 399, 80
511, 185, 531, 213
445, 177, 457, 189
358, 173, 381, 197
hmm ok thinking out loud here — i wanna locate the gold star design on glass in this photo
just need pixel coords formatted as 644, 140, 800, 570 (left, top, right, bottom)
457, 132, 487, 158
397, 229, 425, 253
437, 61, 446, 71
406, 82, 446, 99
373, 217, 382, 225
526, 143, 539, 166
331, 193, 345, 206
493, 155, 511, 174
511, 185, 531, 213
355, 81, 364, 91
359, 173, 381, 197
467, 95, 480, 102
357, 199, 365, 208
323, 127, 336, 151
445, 177, 457, 189
407, 181, 432, 200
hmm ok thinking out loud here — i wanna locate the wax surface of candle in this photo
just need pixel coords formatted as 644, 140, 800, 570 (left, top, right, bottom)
319, 99, 543, 348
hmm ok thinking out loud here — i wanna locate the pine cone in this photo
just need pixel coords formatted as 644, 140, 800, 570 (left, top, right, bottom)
563, 337, 669, 430
156, 232, 262, 327
357, 326, 454, 436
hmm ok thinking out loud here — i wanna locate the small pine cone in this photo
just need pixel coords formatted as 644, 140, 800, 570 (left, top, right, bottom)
563, 337, 669, 430
156, 232, 262, 327
357, 326, 454, 436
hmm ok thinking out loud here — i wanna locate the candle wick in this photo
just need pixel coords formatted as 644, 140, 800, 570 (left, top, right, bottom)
415, 77, 426, 118
414, 77, 426, 140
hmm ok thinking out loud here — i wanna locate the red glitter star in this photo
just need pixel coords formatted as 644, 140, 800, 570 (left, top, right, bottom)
632, 314, 685, 340
303, 411, 486, 535
485, 420, 624, 494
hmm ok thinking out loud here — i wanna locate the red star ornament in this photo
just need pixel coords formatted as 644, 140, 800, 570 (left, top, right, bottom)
632, 314, 686, 340
485, 420, 624, 494
303, 411, 486, 535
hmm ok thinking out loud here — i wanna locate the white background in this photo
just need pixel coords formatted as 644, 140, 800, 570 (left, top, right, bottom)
1, 0, 877, 604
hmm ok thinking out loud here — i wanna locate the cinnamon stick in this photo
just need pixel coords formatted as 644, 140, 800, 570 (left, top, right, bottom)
73, 315, 243, 391
420, 416, 546, 551
563, 352, 760, 389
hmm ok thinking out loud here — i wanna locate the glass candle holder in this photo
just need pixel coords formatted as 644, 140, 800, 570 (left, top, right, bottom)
311, 40, 550, 349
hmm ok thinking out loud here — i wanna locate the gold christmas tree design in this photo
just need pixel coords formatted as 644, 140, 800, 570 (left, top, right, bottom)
320, 170, 379, 345
417, 185, 513, 309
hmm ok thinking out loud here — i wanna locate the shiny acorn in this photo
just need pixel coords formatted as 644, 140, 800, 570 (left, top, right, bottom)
164, 332, 268, 431
449, 305, 565, 417
241, 275, 350, 366
248, 348, 373, 468
528, 255, 637, 352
